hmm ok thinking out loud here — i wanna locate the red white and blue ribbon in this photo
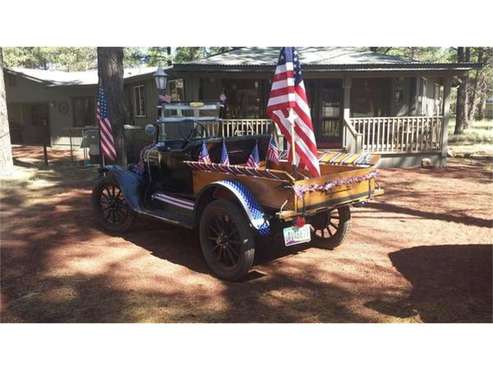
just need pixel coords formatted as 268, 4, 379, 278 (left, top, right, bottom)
184, 161, 293, 182
292, 171, 378, 197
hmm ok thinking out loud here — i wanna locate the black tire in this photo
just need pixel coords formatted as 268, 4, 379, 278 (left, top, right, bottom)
92, 176, 136, 234
199, 199, 255, 281
309, 206, 351, 249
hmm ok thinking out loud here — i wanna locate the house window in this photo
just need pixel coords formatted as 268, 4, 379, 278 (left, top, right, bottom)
168, 79, 185, 102
221, 79, 267, 118
72, 97, 95, 127
133, 85, 146, 117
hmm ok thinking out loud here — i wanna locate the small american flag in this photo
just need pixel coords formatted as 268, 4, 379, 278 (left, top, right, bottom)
96, 86, 117, 161
220, 140, 230, 165
159, 94, 172, 104
198, 141, 211, 164
266, 47, 320, 177
246, 142, 260, 168
266, 135, 280, 165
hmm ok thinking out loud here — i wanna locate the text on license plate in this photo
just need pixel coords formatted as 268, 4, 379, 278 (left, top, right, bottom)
283, 224, 311, 247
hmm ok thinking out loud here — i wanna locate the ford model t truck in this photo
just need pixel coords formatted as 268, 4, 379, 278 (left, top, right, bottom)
92, 102, 382, 281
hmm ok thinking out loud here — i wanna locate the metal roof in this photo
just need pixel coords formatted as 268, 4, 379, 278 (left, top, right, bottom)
4, 47, 479, 86
175, 47, 480, 72
6, 66, 161, 87
188, 47, 412, 65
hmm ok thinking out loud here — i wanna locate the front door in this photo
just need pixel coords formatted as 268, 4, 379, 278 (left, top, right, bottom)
317, 80, 343, 148
306, 80, 343, 149
30, 103, 50, 146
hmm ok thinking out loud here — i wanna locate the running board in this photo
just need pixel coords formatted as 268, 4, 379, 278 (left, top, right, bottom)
137, 192, 196, 229
151, 193, 195, 211
136, 209, 194, 229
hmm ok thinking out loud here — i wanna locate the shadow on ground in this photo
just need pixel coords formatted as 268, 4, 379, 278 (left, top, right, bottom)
366, 244, 492, 323
367, 202, 492, 228
2, 147, 493, 323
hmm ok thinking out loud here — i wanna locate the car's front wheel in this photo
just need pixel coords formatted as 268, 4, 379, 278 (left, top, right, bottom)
92, 176, 136, 234
199, 199, 255, 281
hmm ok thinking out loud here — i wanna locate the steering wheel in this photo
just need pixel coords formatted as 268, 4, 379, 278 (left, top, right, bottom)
179, 120, 208, 148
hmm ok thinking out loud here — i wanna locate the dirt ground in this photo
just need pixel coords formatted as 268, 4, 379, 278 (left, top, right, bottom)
1, 146, 492, 323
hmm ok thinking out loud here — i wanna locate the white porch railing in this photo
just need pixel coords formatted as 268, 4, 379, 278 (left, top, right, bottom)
204, 116, 444, 154
205, 119, 282, 146
222, 119, 273, 136
349, 116, 443, 153
204, 119, 274, 138
342, 117, 363, 153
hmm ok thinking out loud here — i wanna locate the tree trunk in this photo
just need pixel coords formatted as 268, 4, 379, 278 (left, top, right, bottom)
477, 95, 485, 120
455, 47, 469, 134
166, 47, 172, 66
97, 47, 128, 166
0, 48, 14, 175
467, 48, 483, 121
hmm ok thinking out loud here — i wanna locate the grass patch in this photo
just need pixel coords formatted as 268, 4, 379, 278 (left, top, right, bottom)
448, 119, 493, 145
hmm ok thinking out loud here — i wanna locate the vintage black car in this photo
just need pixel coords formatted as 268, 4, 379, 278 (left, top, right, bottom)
92, 103, 382, 281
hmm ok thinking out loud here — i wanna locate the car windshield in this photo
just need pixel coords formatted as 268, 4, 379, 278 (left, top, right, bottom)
158, 118, 219, 142
158, 103, 221, 142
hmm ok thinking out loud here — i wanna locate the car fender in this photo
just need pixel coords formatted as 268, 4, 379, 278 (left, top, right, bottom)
99, 165, 144, 212
195, 179, 270, 236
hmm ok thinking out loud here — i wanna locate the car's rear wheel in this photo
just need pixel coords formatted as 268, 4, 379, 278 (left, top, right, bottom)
309, 206, 351, 249
92, 176, 136, 233
199, 199, 255, 281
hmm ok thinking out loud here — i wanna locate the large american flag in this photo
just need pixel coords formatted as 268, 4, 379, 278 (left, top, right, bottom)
266, 47, 320, 177
96, 86, 117, 161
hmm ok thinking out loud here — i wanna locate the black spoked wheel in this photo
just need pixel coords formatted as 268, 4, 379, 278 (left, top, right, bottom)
309, 206, 351, 249
199, 199, 255, 281
92, 176, 136, 233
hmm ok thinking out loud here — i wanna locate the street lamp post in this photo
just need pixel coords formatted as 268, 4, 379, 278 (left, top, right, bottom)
154, 67, 168, 122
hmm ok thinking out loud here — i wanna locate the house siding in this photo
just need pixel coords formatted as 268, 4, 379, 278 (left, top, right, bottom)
5, 76, 98, 147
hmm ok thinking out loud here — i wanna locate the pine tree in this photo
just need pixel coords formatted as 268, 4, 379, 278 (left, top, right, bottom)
97, 47, 129, 166
0, 48, 14, 174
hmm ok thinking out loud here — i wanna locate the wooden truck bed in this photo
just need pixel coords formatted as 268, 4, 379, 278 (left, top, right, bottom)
185, 153, 382, 221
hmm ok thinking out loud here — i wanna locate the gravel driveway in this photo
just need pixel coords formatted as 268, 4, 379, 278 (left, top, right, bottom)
1, 147, 491, 322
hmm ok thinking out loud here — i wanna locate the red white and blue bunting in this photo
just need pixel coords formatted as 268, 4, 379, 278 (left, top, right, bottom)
184, 161, 293, 182
292, 171, 378, 197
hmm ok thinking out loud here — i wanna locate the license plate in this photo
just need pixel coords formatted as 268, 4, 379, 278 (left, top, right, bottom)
283, 224, 311, 247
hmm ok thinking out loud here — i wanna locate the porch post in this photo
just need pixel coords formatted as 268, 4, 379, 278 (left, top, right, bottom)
440, 77, 451, 166
342, 76, 353, 152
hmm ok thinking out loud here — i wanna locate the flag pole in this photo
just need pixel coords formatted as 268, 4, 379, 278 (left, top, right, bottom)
100, 129, 106, 169
290, 110, 296, 175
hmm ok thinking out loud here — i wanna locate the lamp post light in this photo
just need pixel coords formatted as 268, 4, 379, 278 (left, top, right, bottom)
154, 66, 168, 91
154, 67, 168, 128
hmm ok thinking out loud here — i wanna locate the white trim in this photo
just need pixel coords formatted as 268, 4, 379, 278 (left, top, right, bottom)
133, 84, 146, 118
152, 193, 194, 211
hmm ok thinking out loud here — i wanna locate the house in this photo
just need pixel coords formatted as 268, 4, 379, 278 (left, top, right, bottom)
3, 66, 160, 148
3, 47, 479, 167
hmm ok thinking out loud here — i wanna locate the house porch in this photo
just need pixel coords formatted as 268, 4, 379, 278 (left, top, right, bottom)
198, 74, 452, 167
